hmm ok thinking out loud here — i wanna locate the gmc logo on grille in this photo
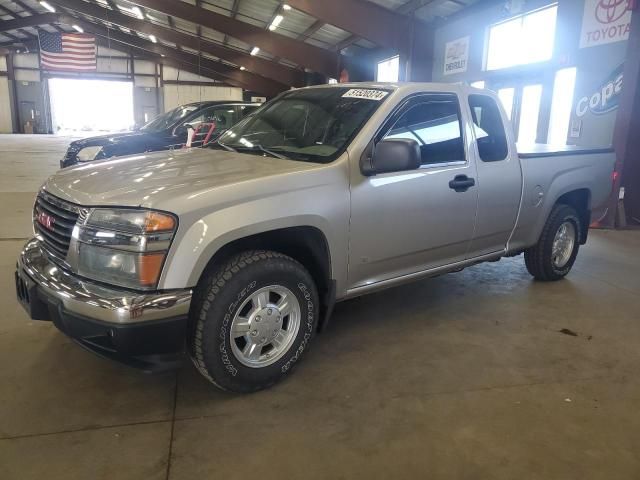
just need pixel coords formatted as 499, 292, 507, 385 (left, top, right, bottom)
36, 211, 55, 231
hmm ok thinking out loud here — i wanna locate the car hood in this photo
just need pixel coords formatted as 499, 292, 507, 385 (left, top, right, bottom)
69, 131, 151, 149
43, 148, 320, 212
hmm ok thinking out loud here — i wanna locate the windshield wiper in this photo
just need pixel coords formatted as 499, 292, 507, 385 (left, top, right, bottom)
252, 144, 288, 160
210, 140, 237, 152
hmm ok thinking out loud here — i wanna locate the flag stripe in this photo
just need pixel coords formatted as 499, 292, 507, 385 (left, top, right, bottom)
42, 51, 96, 60
42, 57, 97, 66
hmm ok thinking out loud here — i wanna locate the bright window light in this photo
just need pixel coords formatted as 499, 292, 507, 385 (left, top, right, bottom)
548, 67, 577, 145
518, 84, 543, 144
72, 25, 84, 33
487, 5, 558, 71
40, 1, 56, 12
376, 55, 400, 82
250, 46, 260, 56
471, 81, 485, 89
118, 5, 144, 19
269, 14, 284, 31
497, 88, 515, 120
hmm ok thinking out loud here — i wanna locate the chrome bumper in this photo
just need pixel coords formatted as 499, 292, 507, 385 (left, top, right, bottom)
17, 239, 192, 325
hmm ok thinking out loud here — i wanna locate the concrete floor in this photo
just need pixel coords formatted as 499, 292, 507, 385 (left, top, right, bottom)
1, 134, 640, 479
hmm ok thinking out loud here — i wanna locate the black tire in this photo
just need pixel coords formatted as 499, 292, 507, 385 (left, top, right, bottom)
189, 250, 319, 393
524, 204, 582, 281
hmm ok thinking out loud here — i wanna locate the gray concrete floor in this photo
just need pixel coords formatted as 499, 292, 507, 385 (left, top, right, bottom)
1, 134, 640, 479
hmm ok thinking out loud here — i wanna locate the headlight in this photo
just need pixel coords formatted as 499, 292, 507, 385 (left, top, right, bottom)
77, 146, 104, 162
72, 209, 177, 290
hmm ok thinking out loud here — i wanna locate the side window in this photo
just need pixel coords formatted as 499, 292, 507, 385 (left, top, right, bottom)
239, 105, 259, 118
383, 97, 465, 165
468, 94, 509, 162
185, 106, 235, 133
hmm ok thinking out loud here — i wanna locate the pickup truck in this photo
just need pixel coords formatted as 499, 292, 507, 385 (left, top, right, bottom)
15, 83, 615, 393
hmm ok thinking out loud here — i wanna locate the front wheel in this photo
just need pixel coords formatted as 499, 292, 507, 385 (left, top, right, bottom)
189, 250, 319, 393
524, 204, 582, 281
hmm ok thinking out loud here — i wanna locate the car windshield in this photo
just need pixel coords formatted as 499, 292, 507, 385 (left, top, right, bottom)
216, 87, 391, 163
140, 104, 201, 133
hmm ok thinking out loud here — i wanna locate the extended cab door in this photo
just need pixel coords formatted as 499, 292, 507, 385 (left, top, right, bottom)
348, 92, 479, 290
464, 93, 522, 257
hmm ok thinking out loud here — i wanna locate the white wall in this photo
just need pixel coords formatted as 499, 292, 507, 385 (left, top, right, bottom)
0, 78, 11, 133
163, 83, 243, 110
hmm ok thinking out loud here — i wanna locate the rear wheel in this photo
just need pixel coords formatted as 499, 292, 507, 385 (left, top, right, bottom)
189, 250, 319, 393
524, 204, 582, 281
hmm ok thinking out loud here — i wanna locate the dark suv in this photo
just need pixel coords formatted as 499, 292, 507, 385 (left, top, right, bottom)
60, 101, 260, 168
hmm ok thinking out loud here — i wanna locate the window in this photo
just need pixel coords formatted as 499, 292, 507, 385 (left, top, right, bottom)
486, 5, 558, 71
517, 84, 543, 144
185, 106, 235, 133
548, 67, 577, 145
377, 56, 400, 82
471, 81, 486, 89
384, 96, 465, 165
497, 88, 515, 120
469, 95, 509, 162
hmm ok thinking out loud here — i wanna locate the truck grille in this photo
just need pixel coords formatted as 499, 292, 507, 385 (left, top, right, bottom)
33, 192, 82, 260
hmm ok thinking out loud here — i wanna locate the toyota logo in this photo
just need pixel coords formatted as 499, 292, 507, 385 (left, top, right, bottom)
37, 211, 55, 231
596, 0, 630, 24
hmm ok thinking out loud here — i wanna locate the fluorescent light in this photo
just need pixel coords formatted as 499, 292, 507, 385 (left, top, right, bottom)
250, 46, 260, 56
149, 34, 157, 43
240, 66, 246, 71
283, 4, 292, 10
40, 1, 56, 12
72, 25, 84, 33
269, 14, 283, 31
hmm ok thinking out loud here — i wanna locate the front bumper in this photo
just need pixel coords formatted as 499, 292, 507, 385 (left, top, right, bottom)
15, 239, 192, 372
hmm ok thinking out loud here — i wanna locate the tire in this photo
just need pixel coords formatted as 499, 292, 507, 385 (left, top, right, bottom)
189, 250, 319, 393
524, 204, 582, 281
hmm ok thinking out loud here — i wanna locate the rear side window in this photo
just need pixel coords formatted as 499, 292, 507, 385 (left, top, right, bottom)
468, 94, 509, 162
384, 96, 465, 166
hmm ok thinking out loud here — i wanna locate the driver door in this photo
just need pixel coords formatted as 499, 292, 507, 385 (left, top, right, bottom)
348, 93, 479, 290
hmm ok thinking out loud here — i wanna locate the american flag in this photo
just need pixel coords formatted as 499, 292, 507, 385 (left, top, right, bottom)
38, 32, 96, 71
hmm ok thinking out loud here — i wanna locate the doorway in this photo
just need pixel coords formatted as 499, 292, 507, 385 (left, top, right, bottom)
48, 78, 134, 135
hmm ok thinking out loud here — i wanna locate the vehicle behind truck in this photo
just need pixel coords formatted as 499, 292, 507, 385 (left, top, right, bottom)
16, 83, 616, 393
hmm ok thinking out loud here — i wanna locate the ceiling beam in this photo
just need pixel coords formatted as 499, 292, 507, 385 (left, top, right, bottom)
124, 0, 338, 76
58, 14, 285, 96
49, 0, 303, 87
284, 0, 410, 52
0, 13, 59, 32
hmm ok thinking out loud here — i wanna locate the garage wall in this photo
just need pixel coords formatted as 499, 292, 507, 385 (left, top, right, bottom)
431, 0, 629, 147
0, 57, 11, 133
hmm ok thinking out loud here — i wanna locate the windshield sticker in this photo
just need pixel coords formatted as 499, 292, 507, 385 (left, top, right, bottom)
342, 89, 389, 101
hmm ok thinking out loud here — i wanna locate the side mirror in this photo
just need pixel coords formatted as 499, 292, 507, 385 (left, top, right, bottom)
362, 138, 421, 176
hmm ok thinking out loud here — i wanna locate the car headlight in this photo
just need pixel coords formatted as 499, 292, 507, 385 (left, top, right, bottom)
77, 146, 104, 162
72, 208, 177, 290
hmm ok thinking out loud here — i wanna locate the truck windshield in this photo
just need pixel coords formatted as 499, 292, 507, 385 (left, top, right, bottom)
216, 87, 391, 163
140, 104, 200, 133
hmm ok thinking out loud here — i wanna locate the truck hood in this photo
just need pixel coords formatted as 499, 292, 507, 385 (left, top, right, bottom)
44, 147, 319, 211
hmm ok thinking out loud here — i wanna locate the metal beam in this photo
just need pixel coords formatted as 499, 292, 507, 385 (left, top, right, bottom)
58, 14, 285, 96
0, 13, 60, 32
284, 0, 410, 52
49, 0, 303, 87
124, 0, 338, 76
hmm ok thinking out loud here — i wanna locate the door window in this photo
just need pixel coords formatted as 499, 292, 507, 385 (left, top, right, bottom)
239, 105, 259, 118
182, 106, 236, 144
469, 94, 509, 162
384, 97, 465, 166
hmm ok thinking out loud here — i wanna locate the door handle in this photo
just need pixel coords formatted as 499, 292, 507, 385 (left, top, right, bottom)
449, 175, 475, 192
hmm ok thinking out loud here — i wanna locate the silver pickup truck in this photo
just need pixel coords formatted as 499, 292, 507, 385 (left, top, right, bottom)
15, 83, 615, 392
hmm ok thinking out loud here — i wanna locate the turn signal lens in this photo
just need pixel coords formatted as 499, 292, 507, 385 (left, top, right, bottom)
144, 212, 176, 232
138, 253, 166, 287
